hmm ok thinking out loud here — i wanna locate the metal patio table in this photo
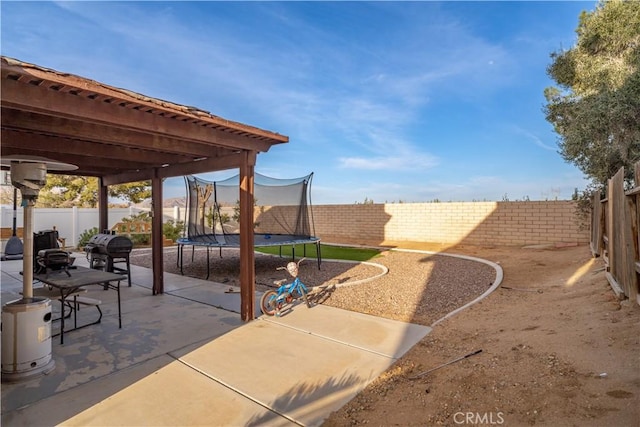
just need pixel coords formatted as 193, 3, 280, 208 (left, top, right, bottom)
34, 266, 125, 344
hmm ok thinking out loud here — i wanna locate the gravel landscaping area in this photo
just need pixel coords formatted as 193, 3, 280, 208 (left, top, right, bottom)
128, 246, 498, 326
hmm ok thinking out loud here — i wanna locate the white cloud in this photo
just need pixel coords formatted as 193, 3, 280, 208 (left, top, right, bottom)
339, 152, 438, 171
513, 126, 558, 151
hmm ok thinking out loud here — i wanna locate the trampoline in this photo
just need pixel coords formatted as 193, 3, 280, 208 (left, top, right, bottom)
177, 172, 321, 279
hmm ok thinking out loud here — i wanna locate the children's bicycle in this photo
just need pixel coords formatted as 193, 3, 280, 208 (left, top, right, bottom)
260, 258, 312, 316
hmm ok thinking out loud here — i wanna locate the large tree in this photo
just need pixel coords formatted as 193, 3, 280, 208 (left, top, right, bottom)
36, 175, 151, 208
544, 0, 640, 188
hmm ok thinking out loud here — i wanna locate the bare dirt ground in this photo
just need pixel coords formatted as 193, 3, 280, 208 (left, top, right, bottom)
322, 242, 640, 427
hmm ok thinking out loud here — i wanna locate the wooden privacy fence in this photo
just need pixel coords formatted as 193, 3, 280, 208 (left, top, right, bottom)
591, 162, 640, 306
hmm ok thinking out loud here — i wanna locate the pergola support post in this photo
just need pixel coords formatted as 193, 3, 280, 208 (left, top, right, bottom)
98, 178, 108, 233
239, 150, 256, 321
151, 171, 164, 295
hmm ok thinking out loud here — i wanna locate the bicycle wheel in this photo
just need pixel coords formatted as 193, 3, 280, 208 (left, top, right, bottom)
260, 290, 278, 316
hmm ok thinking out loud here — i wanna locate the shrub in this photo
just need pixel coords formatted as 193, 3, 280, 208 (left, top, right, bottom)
77, 227, 100, 248
130, 233, 151, 246
163, 219, 184, 242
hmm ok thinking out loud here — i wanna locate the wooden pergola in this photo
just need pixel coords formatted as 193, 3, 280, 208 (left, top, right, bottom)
0, 56, 289, 321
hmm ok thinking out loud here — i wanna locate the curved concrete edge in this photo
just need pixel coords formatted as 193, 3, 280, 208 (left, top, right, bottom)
389, 248, 504, 328
311, 258, 389, 291
257, 252, 389, 290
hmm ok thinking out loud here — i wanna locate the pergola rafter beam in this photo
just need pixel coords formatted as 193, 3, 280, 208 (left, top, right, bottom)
2, 77, 278, 153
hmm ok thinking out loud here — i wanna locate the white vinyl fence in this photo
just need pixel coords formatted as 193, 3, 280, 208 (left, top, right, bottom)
0, 206, 182, 250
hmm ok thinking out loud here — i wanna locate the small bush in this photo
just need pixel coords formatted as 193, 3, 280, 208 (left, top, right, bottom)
129, 233, 151, 246
78, 227, 100, 248
163, 219, 184, 242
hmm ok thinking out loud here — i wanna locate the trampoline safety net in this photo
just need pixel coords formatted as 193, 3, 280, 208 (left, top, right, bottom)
183, 172, 317, 247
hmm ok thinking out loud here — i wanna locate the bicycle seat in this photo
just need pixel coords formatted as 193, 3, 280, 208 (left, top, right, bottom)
273, 279, 287, 286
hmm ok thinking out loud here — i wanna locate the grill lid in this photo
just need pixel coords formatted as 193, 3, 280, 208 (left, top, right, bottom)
85, 233, 133, 255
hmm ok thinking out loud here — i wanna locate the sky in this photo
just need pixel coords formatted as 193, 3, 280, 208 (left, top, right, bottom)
1, 1, 596, 204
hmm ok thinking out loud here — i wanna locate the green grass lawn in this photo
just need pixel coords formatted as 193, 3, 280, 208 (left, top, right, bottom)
255, 243, 381, 262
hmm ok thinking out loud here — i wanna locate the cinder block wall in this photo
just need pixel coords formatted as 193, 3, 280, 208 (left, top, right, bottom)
310, 201, 589, 246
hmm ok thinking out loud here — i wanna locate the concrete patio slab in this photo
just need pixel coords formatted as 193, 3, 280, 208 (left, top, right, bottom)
179, 315, 423, 426
263, 304, 432, 359
1, 251, 431, 426
62, 356, 292, 427
167, 283, 263, 318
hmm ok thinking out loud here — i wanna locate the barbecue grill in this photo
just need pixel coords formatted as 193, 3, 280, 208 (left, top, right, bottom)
36, 249, 72, 277
34, 229, 74, 277
84, 232, 133, 286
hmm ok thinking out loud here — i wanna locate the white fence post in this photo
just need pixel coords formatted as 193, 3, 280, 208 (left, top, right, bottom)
72, 206, 79, 248
1, 207, 7, 228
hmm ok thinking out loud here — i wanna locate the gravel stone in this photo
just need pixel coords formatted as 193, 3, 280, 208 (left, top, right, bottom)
129, 246, 497, 326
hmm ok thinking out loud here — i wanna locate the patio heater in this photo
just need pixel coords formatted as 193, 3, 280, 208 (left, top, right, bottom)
0, 170, 23, 260
1, 156, 77, 382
